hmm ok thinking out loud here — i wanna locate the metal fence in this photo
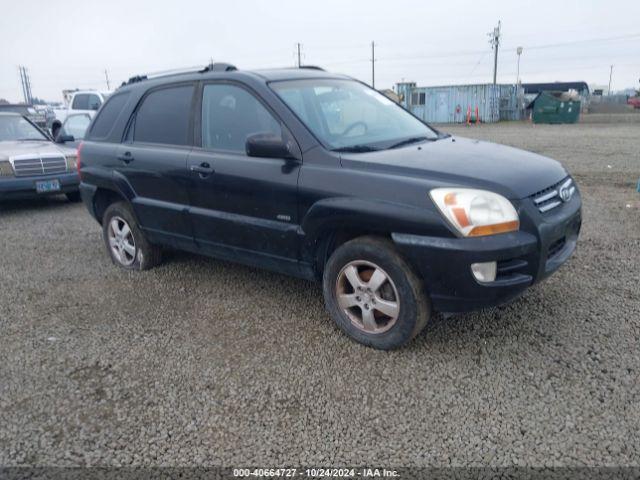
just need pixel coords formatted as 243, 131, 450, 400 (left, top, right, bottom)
396, 83, 524, 123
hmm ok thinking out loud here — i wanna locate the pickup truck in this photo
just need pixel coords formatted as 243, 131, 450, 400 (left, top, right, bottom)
51, 90, 110, 137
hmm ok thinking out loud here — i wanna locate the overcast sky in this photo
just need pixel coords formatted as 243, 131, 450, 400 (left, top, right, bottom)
1, 0, 638, 102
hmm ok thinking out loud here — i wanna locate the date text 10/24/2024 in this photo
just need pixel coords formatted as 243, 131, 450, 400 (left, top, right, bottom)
233, 468, 400, 478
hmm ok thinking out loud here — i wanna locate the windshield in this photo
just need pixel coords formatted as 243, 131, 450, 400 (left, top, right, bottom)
0, 116, 48, 141
0, 106, 28, 114
271, 79, 438, 151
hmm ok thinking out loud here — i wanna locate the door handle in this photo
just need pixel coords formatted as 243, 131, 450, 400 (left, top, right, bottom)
117, 152, 134, 163
190, 162, 214, 176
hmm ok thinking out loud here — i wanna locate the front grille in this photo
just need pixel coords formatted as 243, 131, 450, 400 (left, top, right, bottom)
11, 154, 67, 177
547, 237, 566, 260
531, 177, 575, 213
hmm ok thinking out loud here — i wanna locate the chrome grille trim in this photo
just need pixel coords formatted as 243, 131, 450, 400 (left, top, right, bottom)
10, 153, 67, 177
531, 177, 573, 214
539, 200, 562, 213
533, 189, 558, 205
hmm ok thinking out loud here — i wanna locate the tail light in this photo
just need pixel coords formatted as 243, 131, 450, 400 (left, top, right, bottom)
77, 141, 83, 181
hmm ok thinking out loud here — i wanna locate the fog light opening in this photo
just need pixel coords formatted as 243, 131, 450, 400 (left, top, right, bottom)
471, 261, 497, 283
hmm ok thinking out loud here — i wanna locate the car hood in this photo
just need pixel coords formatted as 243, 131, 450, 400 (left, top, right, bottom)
0, 141, 70, 160
339, 136, 568, 199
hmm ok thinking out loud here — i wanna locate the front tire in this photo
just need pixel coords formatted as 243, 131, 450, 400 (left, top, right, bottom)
322, 236, 431, 350
102, 202, 161, 271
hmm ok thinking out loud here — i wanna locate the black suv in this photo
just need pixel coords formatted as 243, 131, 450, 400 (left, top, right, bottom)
78, 64, 581, 349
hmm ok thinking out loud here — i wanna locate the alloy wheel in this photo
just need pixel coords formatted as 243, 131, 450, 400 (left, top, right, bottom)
107, 216, 136, 266
335, 260, 400, 334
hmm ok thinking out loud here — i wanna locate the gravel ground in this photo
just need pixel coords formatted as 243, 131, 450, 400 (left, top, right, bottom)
0, 122, 639, 468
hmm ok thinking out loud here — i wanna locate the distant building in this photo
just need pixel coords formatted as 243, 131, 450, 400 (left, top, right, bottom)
396, 82, 523, 124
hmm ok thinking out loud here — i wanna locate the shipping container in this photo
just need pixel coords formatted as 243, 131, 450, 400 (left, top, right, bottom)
396, 83, 523, 124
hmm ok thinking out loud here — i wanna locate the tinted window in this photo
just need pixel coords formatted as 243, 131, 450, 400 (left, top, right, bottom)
72, 94, 89, 110
134, 85, 194, 146
87, 94, 102, 110
201, 84, 281, 152
90, 92, 130, 139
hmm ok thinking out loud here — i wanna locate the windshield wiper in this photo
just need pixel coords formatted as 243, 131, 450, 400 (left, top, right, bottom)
331, 145, 380, 153
17, 138, 46, 141
387, 136, 431, 149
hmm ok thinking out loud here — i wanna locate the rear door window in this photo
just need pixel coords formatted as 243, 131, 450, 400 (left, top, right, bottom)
87, 94, 102, 110
134, 85, 194, 146
72, 94, 89, 110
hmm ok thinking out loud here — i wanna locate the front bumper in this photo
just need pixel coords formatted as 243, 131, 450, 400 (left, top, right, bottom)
0, 172, 80, 200
393, 191, 582, 313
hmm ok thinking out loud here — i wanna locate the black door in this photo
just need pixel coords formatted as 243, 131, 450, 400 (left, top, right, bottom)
187, 82, 301, 267
113, 83, 195, 249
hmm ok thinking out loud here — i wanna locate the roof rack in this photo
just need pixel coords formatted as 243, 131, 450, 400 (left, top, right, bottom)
200, 62, 238, 73
122, 63, 238, 86
299, 65, 325, 71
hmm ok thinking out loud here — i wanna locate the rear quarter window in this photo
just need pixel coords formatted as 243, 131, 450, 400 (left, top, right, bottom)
89, 92, 131, 139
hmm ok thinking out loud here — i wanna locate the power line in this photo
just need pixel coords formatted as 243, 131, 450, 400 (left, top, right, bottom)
373, 31, 640, 64
503, 32, 640, 52
465, 51, 489, 83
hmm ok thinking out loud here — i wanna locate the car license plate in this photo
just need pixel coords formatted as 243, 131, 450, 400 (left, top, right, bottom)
35, 179, 61, 193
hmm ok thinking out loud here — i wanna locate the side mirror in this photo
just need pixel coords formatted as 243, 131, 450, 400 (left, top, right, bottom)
246, 133, 295, 160
56, 134, 75, 143
90, 103, 100, 111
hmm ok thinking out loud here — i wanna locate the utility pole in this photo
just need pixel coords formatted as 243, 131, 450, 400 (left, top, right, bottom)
25, 68, 33, 104
371, 41, 376, 89
488, 21, 501, 85
104, 69, 111, 90
608, 65, 613, 95
296, 43, 302, 68
18, 67, 26, 104
516, 46, 523, 85
18, 66, 33, 104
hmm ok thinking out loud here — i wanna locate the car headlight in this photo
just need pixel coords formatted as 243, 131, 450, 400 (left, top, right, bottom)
66, 155, 78, 171
0, 160, 14, 177
430, 188, 519, 237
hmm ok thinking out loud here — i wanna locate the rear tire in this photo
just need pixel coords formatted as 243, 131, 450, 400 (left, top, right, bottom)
102, 201, 161, 271
65, 191, 81, 203
322, 235, 430, 350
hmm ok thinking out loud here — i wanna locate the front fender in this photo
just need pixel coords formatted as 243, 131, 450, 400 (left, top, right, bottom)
300, 196, 452, 259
